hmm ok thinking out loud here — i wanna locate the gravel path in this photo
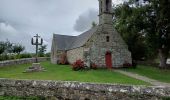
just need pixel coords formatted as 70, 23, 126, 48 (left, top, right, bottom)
115, 70, 170, 87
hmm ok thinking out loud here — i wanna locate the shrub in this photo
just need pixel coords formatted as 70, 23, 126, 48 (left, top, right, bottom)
19, 53, 32, 59
123, 63, 132, 68
91, 63, 97, 70
0, 54, 9, 61
72, 59, 85, 71
45, 52, 51, 57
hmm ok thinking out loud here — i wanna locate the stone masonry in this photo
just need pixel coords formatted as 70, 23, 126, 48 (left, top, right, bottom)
51, 0, 132, 68
0, 57, 49, 67
0, 79, 169, 100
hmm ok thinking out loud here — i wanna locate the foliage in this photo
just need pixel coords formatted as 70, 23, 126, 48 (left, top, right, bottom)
114, 3, 148, 60
45, 52, 51, 57
4, 40, 13, 53
0, 53, 32, 61
155, 0, 170, 68
0, 40, 27, 61
123, 63, 132, 68
0, 61, 149, 85
38, 45, 47, 57
91, 21, 97, 28
0, 41, 6, 54
19, 53, 32, 59
12, 44, 25, 55
0, 40, 13, 54
114, 0, 170, 68
72, 59, 85, 71
0, 54, 9, 61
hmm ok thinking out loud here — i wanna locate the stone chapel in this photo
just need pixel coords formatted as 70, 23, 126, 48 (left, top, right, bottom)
51, 0, 132, 68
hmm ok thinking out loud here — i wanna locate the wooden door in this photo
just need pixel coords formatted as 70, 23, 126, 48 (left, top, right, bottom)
105, 52, 112, 68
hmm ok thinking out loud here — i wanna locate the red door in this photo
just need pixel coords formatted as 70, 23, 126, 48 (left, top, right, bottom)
105, 52, 112, 69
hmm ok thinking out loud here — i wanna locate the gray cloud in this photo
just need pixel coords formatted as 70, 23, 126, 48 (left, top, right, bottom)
0, 0, 123, 52
74, 9, 99, 32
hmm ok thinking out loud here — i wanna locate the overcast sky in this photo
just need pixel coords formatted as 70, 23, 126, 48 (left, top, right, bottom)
0, 0, 123, 52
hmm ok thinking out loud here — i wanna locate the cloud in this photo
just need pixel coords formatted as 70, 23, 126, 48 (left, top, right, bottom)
73, 9, 98, 32
0, 0, 125, 52
0, 22, 18, 36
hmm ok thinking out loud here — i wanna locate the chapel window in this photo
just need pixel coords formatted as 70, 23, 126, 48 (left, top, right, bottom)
106, 36, 110, 42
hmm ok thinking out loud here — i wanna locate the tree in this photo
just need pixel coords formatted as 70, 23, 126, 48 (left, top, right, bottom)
114, 0, 170, 68
114, 3, 148, 61
4, 40, 13, 54
91, 21, 97, 28
0, 41, 6, 54
156, 0, 170, 68
12, 44, 25, 55
143, 0, 170, 68
38, 45, 47, 57
0, 40, 13, 54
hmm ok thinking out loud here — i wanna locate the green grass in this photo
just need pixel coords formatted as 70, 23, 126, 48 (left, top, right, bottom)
123, 65, 170, 83
0, 61, 149, 85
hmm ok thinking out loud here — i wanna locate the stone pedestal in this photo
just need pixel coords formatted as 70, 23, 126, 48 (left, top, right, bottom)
24, 63, 46, 73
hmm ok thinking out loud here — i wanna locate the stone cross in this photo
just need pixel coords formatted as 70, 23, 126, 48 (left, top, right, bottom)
31, 34, 43, 63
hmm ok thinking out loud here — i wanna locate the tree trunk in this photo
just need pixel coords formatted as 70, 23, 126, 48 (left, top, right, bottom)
158, 49, 168, 68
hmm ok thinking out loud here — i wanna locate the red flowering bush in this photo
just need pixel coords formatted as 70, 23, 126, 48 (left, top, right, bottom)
72, 59, 85, 71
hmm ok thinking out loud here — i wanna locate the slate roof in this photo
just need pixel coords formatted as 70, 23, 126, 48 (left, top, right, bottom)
53, 26, 98, 50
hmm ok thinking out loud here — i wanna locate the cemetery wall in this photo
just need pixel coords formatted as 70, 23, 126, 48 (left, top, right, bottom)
0, 57, 50, 67
0, 79, 169, 100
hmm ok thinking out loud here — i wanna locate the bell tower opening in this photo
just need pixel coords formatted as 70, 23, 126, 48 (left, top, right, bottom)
106, 0, 109, 12
98, 0, 113, 25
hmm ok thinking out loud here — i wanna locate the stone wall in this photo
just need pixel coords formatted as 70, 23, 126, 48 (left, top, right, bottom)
0, 57, 50, 67
0, 79, 169, 100
85, 24, 132, 68
67, 47, 84, 64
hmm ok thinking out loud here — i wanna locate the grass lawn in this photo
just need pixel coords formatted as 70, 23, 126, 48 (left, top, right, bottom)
123, 65, 170, 83
0, 61, 149, 85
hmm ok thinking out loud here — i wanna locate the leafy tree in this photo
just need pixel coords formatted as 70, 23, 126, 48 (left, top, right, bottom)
12, 44, 25, 55
140, 0, 170, 68
91, 21, 97, 28
0, 41, 6, 54
115, 0, 170, 68
4, 40, 13, 54
155, 0, 170, 68
38, 45, 47, 57
114, 3, 148, 61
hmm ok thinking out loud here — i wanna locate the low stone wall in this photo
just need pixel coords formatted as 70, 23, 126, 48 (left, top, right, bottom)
0, 57, 50, 67
0, 79, 169, 100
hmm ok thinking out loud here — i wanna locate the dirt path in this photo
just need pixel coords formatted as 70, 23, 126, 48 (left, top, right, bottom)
115, 70, 170, 87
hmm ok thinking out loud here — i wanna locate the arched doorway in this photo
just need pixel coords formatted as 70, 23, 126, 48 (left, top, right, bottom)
105, 51, 112, 68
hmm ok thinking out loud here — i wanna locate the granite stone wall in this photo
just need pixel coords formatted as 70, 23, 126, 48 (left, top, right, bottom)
0, 57, 50, 67
67, 47, 84, 64
84, 25, 132, 68
0, 79, 169, 100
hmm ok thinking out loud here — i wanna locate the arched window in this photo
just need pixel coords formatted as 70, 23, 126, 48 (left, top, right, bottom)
106, 0, 109, 12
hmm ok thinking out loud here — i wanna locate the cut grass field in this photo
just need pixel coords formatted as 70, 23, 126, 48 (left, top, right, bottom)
123, 65, 170, 83
0, 61, 149, 85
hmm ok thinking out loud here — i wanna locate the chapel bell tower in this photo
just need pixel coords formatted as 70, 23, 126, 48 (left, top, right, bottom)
98, 0, 113, 25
